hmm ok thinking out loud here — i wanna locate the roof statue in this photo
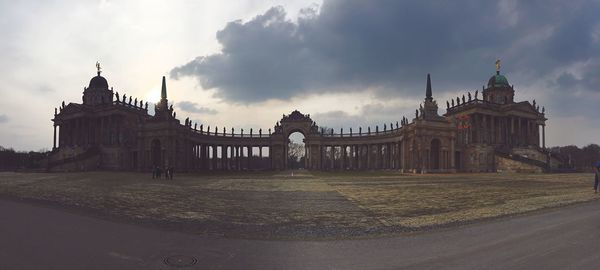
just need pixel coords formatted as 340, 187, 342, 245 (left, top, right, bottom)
495, 59, 501, 72
96, 61, 102, 76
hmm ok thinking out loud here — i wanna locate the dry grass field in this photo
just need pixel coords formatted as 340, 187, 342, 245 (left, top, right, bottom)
0, 171, 596, 239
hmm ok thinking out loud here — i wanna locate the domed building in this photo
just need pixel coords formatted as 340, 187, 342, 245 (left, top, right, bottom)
82, 70, 112, 106
444, 64, 552, 172
48, 62, 561, 173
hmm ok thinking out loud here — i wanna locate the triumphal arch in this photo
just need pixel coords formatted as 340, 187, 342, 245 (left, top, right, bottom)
48, 62, 563, 173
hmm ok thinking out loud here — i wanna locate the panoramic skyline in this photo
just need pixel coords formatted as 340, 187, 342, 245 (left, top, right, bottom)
1, 0, 600, 151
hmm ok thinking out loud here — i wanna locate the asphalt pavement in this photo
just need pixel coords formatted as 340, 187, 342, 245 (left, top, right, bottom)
1, 198, 600, 270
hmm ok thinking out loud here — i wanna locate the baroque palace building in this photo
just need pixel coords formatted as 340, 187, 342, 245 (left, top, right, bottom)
48, 63, 564, 173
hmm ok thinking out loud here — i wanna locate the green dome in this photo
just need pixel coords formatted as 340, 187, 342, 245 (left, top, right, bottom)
487, 73, 509, 87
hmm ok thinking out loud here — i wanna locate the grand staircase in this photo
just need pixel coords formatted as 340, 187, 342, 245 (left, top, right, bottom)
47, 146, 100, 171
494, 148, 549, 172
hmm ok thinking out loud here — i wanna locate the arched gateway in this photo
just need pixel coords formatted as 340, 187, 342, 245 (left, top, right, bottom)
48, 63, 554, 173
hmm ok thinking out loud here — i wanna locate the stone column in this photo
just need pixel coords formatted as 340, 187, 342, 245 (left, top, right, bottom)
542, 124, 546, 149
374, 144, 378, 169
482, 114, 487, 144
366, 144, 370, 170
350, 145, 355, 170
535, 124, 542, 147
330, 146, 335, 170
361, 145, 365, 170
378, 144, 383, 169
525, 120, 529, 145
197, 145, 201, 171
53, 124, 57, 150
226, 145, 231, 170
389, 143, 394, 169
399, 141, 404, 171
517, 117, 522, 146
319, 144, 323, 170
396, 141, 402, 169
356, 145, 360, 170
491, 116, 495, 144
357, 145, 362, 170
237, 146, 241, 170
199, 145, 204, 170
450, 138, 455, 170
341, 145, 346, 170
248, 146, 253, 170
385, 144, 389, 169
202, 145, 207, 169
108, 116, 113, 146
212, 145, 217, 170
346, 145, 351, 170
192, 144, 196, 171
509, 116, 514, 146
259, 146, 263, 170
268, 145, 272, 170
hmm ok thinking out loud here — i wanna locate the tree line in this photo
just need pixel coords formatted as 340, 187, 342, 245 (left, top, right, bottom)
549, 144, 600, 172
0, 146, 50, 171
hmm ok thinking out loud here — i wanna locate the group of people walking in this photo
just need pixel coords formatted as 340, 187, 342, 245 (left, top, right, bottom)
153, 166, 174, 180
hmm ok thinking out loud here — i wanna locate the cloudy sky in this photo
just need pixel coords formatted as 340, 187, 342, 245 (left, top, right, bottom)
1, 0, 599, 151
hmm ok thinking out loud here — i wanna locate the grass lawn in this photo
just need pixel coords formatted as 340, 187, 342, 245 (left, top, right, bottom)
0, 171, 596, 239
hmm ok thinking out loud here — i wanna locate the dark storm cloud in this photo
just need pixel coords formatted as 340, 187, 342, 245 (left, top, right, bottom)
553, 59, 600, 92
313, 103, 412, 129
171, 0, 600, 103
0, 114, 8, 123
177, 101, 218, 114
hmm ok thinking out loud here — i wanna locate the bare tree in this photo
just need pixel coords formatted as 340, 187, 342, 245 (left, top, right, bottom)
288, 142, 305, 169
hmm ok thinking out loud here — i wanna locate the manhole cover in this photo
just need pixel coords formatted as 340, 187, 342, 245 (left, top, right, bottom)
163, 255, 198, 267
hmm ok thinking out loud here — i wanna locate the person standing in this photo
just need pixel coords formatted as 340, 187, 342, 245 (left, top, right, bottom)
169, 166, 174, 180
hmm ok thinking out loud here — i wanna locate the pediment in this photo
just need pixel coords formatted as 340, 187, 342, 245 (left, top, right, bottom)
512, 102, 540, 115
281, 110, 313, 122
59, 103, 85, 115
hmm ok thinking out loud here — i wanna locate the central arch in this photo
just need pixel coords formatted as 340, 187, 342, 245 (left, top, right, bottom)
276, 110, 317, 170
287, 131, 306, 170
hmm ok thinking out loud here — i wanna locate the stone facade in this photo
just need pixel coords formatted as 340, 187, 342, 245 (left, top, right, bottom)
48, 65, 555, 173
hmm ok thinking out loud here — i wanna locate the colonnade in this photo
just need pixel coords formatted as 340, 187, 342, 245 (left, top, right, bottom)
304, 140, 453, 172
55, 115, 126, 148
189, 144, 272, 171
311, 143, 402, 170
457, 113, 545, 148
